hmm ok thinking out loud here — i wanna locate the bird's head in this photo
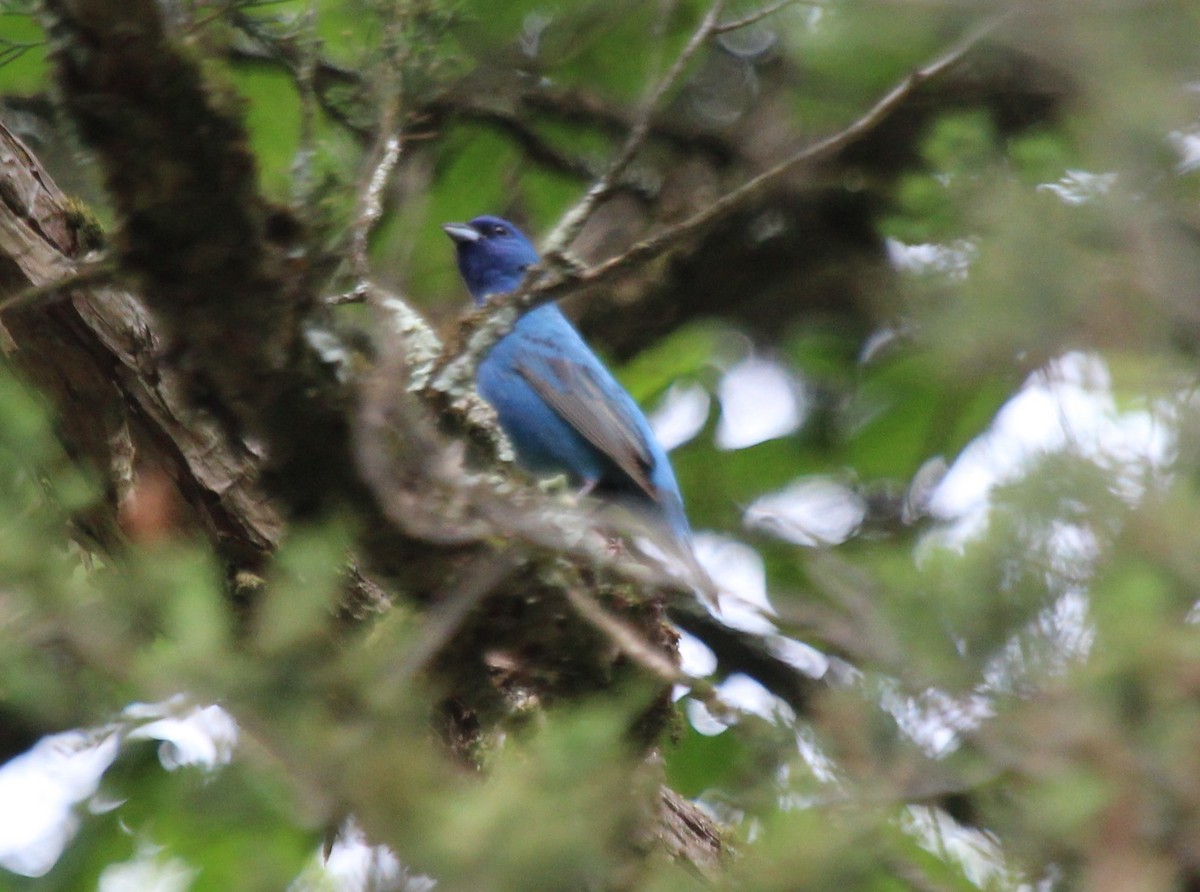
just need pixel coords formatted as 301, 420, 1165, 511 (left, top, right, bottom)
442, 215, 540, 304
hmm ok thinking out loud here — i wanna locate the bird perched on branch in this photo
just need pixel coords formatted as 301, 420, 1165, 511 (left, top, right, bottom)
443, 214, 715, 606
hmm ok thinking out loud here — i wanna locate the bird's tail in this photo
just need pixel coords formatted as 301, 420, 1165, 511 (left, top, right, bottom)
593, 496, 722, 611
661, 532, 722, 613
619, 517, 720, 612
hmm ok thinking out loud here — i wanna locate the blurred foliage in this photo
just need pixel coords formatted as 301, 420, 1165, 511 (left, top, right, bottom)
3, 0, 1200, 890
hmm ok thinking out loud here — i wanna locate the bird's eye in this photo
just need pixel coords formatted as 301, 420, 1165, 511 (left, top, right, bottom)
490, 224, 508, 237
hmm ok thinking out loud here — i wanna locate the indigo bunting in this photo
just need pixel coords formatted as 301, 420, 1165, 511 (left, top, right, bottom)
443, 215, 713, 603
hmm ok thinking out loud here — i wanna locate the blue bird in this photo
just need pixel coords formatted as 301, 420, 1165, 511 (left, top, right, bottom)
443, 215, 714, 604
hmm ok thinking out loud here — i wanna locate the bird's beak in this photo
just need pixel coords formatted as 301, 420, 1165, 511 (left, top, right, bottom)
442, 222, 480, 244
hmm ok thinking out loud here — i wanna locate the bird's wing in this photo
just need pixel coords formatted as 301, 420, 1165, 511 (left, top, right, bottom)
514, 355, 659, 501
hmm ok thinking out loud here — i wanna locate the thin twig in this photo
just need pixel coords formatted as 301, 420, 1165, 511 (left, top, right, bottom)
563, 587, 688, 685
432, 100, 603, 184
0, 261, 116, 314
523, 87, 737, 164
348, 133, 402, 285
0, 38, 44, 69
542, 0, 728, 256
229, 13, 372, 141
563, 589, 746, 723
328, 282, 371, 306
646, 0, 683, 93
385, 552, 519, 688
713, 0, 807, 34
344, 3, 409, 295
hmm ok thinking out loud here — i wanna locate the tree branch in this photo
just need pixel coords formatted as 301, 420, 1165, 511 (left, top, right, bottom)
346, 1, 408, 291
0, 260, 115, 313
428, 11, 1009, 401
542, 0, 729, 256
713, 0, 807, 34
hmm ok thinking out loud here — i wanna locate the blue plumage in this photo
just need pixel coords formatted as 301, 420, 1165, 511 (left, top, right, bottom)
442, 214, 697, 552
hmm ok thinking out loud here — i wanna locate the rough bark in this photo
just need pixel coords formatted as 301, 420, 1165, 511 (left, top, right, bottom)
0, 117, 281, 569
